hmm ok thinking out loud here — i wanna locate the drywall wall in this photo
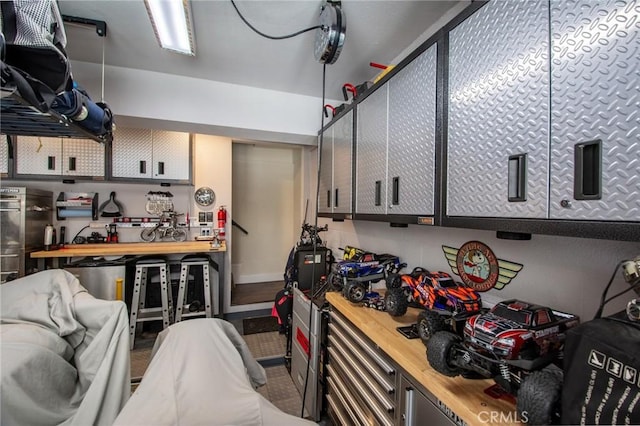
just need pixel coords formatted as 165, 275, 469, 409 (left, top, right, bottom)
231, 143, 301, 284
319, 219, 640, 322
70, 61, 337, 145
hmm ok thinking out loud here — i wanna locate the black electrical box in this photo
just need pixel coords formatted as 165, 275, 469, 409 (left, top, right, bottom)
295, 246, 329, 291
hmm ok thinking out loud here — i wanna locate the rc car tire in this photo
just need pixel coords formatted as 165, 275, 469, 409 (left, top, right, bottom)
516, 369, 562, 425
345, 281, 366, 303
385, 288, 408, 316
328, 273, 343, 291
426, 331, 462, 377
417, 310, 446, 345
385, 273, 402, 289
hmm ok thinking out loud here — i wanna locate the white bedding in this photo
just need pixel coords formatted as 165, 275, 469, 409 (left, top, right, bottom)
114, 318, 316, 426
1, 269, 130, 426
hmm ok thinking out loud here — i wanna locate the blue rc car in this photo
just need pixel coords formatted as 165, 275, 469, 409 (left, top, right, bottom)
328, 246, 406, 304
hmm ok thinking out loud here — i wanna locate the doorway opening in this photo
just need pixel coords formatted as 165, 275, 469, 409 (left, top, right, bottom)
230, 142, 304, 310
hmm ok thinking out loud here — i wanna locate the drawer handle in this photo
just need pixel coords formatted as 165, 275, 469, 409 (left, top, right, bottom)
329, 336, 396, 404
329, 347, 395, 418
327, 369, 369, 426
329, 325, 394, 393
375, 180, 382, 206
330, 312, 395, 374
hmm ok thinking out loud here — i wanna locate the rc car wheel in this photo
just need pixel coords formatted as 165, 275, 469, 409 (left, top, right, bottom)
426, 331, 463, 377
345, 281, 366, 303
327, 273, 344, 291
385, 288, 408, 316
417, 310, 446, 345
385, 273, 402, 289
516, 369, 562, 425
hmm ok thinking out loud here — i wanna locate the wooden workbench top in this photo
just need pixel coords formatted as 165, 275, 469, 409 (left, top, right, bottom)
31, 241, 226, 258
326, 292, 518, 426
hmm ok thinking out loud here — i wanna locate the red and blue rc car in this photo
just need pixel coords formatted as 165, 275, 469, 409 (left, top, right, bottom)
384, 268, 482, 343
427, 299, 580, 425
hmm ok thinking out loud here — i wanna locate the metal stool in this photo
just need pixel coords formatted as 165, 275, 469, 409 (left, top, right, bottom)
175, 254, 213, 322
129, 257, 174, 349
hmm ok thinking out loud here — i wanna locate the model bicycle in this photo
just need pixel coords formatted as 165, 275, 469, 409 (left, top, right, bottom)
140, 211, 187, 242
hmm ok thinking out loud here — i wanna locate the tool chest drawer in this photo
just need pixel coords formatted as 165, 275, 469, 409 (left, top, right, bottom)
326, 309, 398, 426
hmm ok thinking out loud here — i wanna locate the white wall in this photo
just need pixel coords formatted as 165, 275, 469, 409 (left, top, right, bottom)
70, 62, 339, 146
231, 143, 301, 284
319, 219, 640, 322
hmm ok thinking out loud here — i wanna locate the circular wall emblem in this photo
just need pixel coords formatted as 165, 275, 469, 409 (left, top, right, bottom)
455, 241, 500, 292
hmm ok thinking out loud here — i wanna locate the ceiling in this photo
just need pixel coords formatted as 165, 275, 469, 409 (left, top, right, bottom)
58, 1, 466, 103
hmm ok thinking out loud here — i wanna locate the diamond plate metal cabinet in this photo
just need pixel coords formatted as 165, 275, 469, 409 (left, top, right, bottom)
550, 0, 640, 221
447, 0, 550, 218
61, 138, 105, 177
318, 130, 333, 214
16, 136, 105, 177
151, 130, 190, 181
388, 44, 437, 216
16, 136, 62, 176
356, 84, 388, 215
111, 127, 153, 178
1, 136, 9, 174
333, 110, 353, 214
111, 128, 190, 181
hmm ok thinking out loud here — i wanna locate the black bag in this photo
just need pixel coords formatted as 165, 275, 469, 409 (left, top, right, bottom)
1, 0, 71, 93
561, 313, 640, 425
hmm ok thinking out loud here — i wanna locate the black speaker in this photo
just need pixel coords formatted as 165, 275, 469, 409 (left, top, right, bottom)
295, 246, 329, 291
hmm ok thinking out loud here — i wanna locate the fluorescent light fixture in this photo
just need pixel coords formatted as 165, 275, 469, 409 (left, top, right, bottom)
144, 0, 196, 56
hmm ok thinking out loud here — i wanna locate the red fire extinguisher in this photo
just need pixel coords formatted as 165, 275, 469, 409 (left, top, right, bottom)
217, 206, 227, 241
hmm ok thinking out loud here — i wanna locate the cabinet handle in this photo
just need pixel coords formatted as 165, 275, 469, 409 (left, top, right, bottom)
392, 176, 400, 205
47, 156, 55, 170
327, 190, 331, 208
507, 154, 527, 202
139, 160, 146, 174
68, 156, 76, 171
375, 180, 382, 206
335, 188, 339, 208
404, 387, 414, 425
157, 162, 165, 175
574, 139, 601, 200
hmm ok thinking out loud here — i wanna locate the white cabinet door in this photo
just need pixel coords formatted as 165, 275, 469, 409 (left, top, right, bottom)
111, 128, 153, 179
447, 0, 550, 218
549, 0, 640, 221
151, 130, 190, 181
62, 138, 105, 177
16, 136, 62, 175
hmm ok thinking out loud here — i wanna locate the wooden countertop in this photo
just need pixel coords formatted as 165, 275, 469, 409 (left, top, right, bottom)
31, 241, 226, 258
326, 292, 518, 426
